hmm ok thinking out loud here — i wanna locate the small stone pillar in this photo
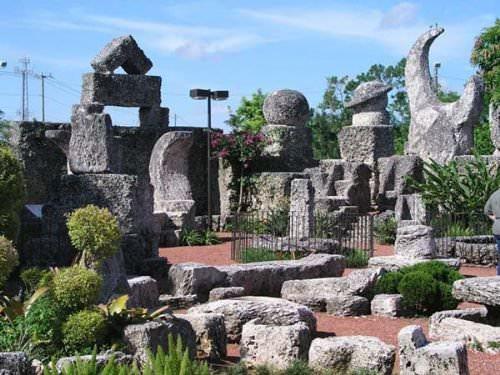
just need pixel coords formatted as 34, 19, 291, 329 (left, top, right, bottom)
258, 89, 316, 172
289, 179, 314, 240
338, 81, 394, 165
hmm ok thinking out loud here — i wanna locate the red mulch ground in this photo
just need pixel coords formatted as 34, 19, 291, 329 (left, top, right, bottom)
161, 236, 500, 374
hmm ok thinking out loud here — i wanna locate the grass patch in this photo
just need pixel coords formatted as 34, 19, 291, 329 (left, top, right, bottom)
345, 249, 370, 268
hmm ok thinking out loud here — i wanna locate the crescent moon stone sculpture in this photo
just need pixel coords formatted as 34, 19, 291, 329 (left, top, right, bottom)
405, 27, 484, 164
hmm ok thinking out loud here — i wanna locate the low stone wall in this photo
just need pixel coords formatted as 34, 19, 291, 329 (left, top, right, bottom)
436, 235, 497, 265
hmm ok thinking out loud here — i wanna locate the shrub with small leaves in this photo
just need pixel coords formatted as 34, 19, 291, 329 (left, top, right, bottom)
25, 294, 64, 345
20, 267, 50, 294
62, 310, 109, 353
66, 205, 121, 266
0, 235, 19, 288
53, 266, 102, 313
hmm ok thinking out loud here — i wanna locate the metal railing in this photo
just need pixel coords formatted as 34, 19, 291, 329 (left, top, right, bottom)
231, 210, 374, 262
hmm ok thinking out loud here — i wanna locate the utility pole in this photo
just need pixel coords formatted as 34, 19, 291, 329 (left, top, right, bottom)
434, 62, 441, 94
15, 57, 32, 121
39, 73, 53, 122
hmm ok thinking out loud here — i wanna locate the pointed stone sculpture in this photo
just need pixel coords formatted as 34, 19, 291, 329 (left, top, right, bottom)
405, 27, 483, 164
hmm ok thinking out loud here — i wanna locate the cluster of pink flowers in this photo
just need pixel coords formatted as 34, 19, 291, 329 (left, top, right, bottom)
210, 130, 267, 169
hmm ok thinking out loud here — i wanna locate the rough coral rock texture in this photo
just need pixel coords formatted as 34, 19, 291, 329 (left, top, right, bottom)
398, 325, 469, 375
240, 320, 311, 369
149, 131, 194, 214
325, 295, 370, 316
123, 317, 196, 363
428, 317, 500, 354
176, 313, 227, 361
159, 294, 198, 310
216, 254, 346, 296
452, 276, 500, 307
289, 178, 315, 240
371, 294, 404, 317
491, 103, 500, 155
309, 336, 395, 375
127, 276, 159, 309
338, 125, 393, 165
68, 104, 115, 174
56, 351, 133, 372
345, 80, 392, 127
395, 224, 436, 259
81, 73, 161, 107
167, 263, 226, 301
368, 256, 460, 271
395, 194, 428, 226
0, 352, 30, 375
91, 35, 153, 75
139, 106, 169, 128
263, 89, 310, 127
187, 296, 316, 342
405, 27, 483, 164
209, 287, 245, 302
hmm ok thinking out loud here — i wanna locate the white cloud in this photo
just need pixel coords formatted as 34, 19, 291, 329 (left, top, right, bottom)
380, 2, 419, 28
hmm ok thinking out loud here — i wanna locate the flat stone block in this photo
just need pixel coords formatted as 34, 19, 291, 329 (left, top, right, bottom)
339, 125, 393, 165
167, 263, 226, 302
91, 35, 153, 74
209, 287, 245, 301
159, 294, 198, 310
371, 294, 404, 317
127, 276, 159, 309
325, 295, 370, 316
81, 73, 161, 107
452, 276, 500, 307
368, 256, 460, 271
240, 320, 311, 369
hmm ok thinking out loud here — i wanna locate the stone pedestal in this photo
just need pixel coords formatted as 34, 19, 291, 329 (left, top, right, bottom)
338, 125, 393, 165
289, 179, 314, 240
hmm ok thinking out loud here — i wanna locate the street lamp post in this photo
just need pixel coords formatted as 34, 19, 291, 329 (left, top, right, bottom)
190, 88, 229, 231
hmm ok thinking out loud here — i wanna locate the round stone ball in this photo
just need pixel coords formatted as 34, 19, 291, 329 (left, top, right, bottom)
263, 89, 310, 127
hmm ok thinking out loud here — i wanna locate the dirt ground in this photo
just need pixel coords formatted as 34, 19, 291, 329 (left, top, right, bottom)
161, 236, 500, 374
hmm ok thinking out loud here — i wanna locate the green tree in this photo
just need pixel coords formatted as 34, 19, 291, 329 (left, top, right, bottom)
0, 110, 11, 144
309, 59, 410, 159
0, 146, 24, 241
226, 89, 266, 133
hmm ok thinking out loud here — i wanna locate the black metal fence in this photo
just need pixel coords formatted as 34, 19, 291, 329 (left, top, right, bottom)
231, 210, 374, 262
430, 211, 497, 265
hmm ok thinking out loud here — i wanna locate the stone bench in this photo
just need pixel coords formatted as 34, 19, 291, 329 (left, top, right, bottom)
453, 276, 500, 318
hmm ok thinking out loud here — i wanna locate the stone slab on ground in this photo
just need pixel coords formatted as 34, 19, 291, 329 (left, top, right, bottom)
176, 313, 227, 361
209, 287, 245, 301
56, 352, 133, 372
187, 296, 316, 342
371, 294, 404, 317
368, 256, 460, 271
325, 295, 370, 316
127, 276, 159, 309
0, 352, 30, 375
429, 317, 500, 354
167, 263, 226, 301
81, 73, 161, 107
452, 276, 500, 307
281, 268, 385, 311
429, 307, 488, 329
215, 254, 345, 297
398, 325, 469, 375
240, 320, 311, 369
309, 336, 395, 375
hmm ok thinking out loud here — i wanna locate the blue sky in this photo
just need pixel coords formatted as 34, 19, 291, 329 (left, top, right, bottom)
0, 0, 497, 130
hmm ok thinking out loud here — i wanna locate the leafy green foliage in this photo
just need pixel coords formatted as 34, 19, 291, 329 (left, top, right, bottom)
0, 110, 12, 144
471, 19, 500, 105
375, 261, 463, 315
473, 121, 495, 155
241, 248, 303, 263
25, 294, 64, 344
0, 235, 18, 288
373, 217, 397, 245
67, 205, 121, 267
62, 310, 109, 353
0, 317, 36, 355
0, 145, 25, 241
20, 267, 51, 295
180, 229, 221, 246
263, 204, 290, 237
345, 249, 369, 268
53, 266, 102, 314
227, 89, 267, 133
409, 154, 500, 214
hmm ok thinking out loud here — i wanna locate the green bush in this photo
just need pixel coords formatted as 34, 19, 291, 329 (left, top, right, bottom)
241, 248, 302, 263
0, 318, 36, 356
66, 205, 121, 266
180, 229, 221, 246
0, 235, 19, 288
345, 249, 369, 268
0, 145, 25, 241
373, 216, 397, 245
25, 294, 64, 344
53, 266, 102, 313
62, 310, 108, 353
374, 261, 462, 315
20, 267, 50, 294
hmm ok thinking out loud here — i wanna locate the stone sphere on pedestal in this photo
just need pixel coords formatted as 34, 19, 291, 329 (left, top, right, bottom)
263, 89, 310, 127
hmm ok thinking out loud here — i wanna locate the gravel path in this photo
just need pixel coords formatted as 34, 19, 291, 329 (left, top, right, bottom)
162, 236, 500, 374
